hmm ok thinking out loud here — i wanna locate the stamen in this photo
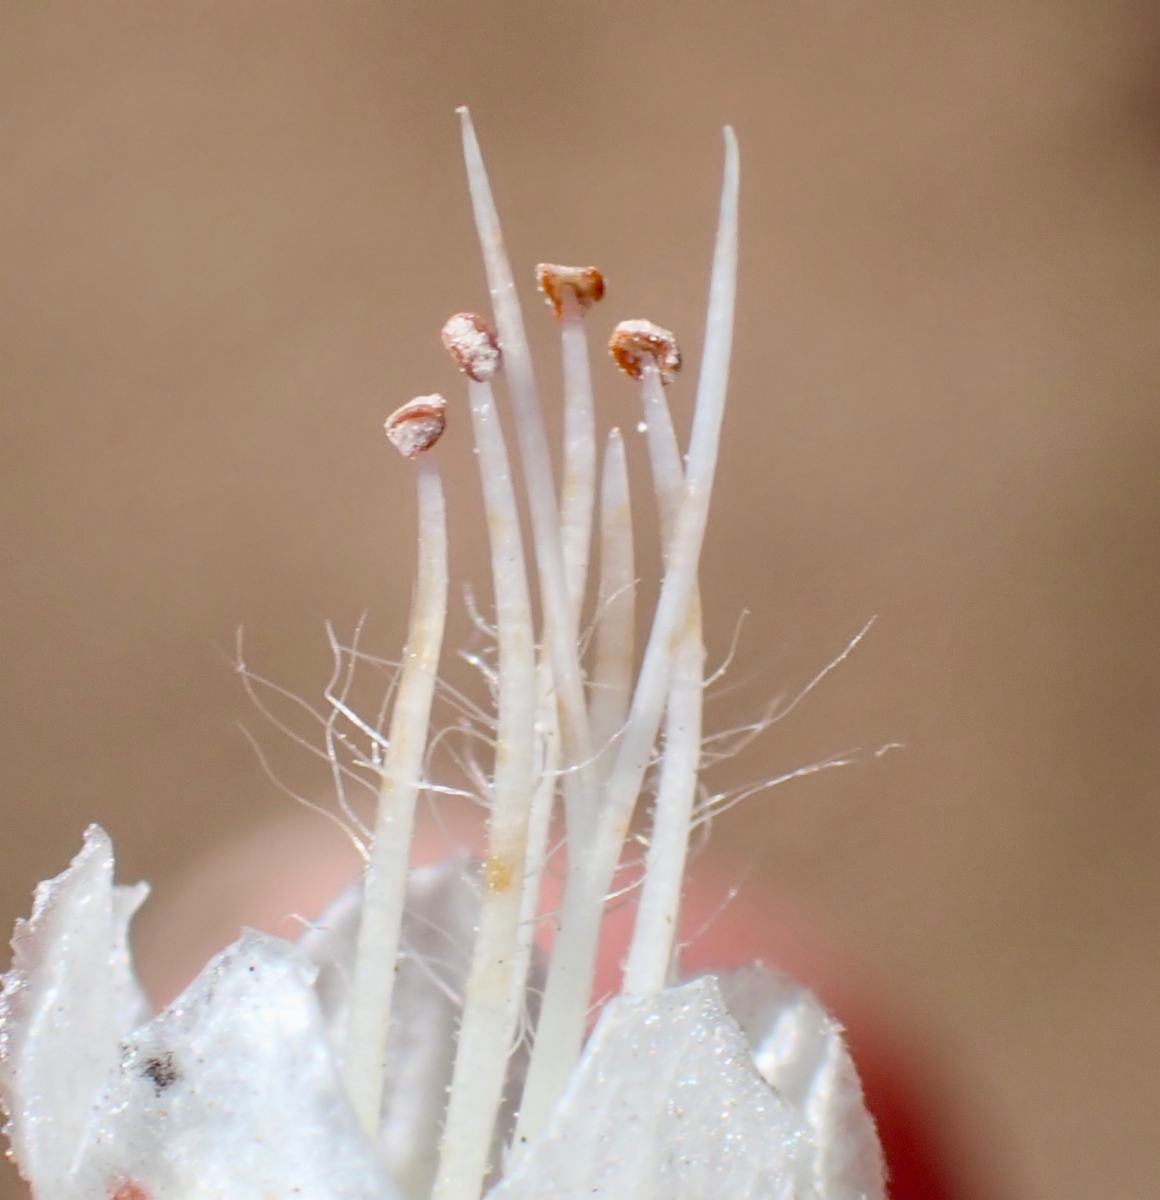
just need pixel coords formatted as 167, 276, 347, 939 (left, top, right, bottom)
609, 319, 681, 384
552, 264, 602, 851
343, 419, 449, 1138
623, 356, 704, 995
433, 317, 537, 1200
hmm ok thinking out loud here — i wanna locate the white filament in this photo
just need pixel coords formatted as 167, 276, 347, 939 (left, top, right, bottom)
344, 457, 448, 1138
505, 654, 559, 1041
558, 287, 596, 623
434, 378, 537, 1200
588, 429, 636, 785
505, 290, 599, 1055
556, 286, 599, 850
622, 361, 705, 995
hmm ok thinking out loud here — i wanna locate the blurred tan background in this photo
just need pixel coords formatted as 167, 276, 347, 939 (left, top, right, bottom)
2, 2, 1159, 1197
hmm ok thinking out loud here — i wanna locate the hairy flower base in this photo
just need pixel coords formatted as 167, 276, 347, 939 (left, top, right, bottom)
0, 827, 883, 1200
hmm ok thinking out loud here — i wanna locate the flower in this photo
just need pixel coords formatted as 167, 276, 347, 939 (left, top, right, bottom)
0, 112, 885, 1200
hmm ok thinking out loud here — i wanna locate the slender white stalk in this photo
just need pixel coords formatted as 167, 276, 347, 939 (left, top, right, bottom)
558, 287, 596, 616
434, 374, 537, 1200
588, 429, 635, 784
531, 431, 634, 1041
623, 362, 705, 995
505, 654, 559, 1041
622, 625, 703, 993
502, 287, 596, 1072
457, 108, 600, 848
514, 127, 739, 1145
551, 282, 600, 849
637, 362, 684, 539
343, 456, 448, 1138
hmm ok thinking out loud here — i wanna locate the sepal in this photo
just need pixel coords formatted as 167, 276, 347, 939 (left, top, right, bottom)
491, 977, 815, 1200
0, 826, 148, 1200
69, 930, 400, 1200
721, 965, 886, 1200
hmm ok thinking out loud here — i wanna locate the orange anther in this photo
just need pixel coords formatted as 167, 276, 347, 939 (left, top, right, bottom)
608, 319, 681, 384
535, 263, 605, 319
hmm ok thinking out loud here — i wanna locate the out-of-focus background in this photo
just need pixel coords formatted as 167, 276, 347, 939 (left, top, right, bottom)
2, 3, 1158, 1197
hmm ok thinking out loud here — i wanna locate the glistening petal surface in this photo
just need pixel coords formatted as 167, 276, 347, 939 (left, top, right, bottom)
69, 930, 400, 1200
490, 977, 814, 1200
0, 825, 148, 1200
721, 965, 886, 1200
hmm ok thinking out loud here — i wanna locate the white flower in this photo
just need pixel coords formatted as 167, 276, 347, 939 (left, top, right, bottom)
0, 112, 886, 1200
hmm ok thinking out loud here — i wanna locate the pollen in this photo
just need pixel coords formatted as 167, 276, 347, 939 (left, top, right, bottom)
442, 313, 502, 382
535, 263, 605, 318
384, 394, 448, 458
484, 854, 515, 893
609, 319, 682, 384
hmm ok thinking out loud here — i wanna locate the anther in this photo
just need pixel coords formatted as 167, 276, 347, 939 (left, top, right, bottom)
441, 313, 502, 382
536, 264, 605, 319
384, 395, 447, 458
608, 319, 682, 385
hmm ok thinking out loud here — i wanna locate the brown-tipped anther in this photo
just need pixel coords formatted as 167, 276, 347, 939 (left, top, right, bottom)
608, 319, 682, 384
536, 263, 605, 319
384, 394, 447, 458
441, 312, 502, 382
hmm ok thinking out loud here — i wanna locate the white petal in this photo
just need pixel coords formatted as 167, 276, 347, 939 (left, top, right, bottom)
0, 825, 149, 1200
70, 929, 400, 1200
302, 857, 532, 1200
491, 977, 813, 1200
720, 966, 885, 1200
